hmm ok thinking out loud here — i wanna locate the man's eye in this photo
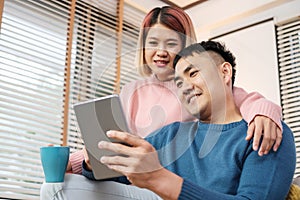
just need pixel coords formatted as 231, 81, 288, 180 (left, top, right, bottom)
190, 70, 199, 77
175, 81, 183, 88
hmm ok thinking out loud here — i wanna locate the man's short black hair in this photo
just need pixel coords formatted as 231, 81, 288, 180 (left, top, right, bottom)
173, 40, 236, 85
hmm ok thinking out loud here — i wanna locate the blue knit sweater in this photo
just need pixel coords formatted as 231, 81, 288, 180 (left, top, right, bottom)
83, 120, 296, 199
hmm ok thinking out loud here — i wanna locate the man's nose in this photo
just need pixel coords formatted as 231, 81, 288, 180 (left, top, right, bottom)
182, 80, 194, 95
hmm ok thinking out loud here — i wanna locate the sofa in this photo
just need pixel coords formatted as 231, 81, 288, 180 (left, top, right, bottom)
286, 176, 300, 200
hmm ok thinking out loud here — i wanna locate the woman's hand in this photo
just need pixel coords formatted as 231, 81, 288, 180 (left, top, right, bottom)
246, 115, 282, 156
66, 161, 72, 173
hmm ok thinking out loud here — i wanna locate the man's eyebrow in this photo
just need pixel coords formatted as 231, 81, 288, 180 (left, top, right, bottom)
174, 76, 181, 82
183, 65, 193, 74
174, 65, 193, 82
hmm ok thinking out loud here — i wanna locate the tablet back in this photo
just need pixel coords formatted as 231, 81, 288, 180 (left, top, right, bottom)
73, 94, 129, 180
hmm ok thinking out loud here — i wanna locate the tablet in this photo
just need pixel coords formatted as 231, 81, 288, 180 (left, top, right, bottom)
73, 94, 129, 180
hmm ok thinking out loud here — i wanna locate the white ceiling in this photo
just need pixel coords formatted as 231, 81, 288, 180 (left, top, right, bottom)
159, 0, 207, 9
126, 0, 207, 11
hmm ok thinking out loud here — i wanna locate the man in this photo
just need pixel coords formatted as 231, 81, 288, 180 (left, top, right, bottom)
83, 41, 296, 199
42, 41, 296, 199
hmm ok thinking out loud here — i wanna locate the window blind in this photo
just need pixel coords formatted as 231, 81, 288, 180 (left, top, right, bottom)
0, 0, 69, 199
119, 2, 145, 86
0, 0, 145, 199
66, 0, 120, 152
66, 0, 144, 153
277, 19, 300, 177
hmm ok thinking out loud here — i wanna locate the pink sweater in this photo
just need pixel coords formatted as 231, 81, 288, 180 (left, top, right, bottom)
69, 75, 282, 174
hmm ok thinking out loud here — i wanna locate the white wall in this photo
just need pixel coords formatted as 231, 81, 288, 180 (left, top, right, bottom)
213, 20, 280, 104
186, 0, 300, 41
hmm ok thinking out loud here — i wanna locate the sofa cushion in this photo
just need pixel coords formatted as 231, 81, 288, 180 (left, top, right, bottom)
293, 176, 300, 186
286, 184, 300, 200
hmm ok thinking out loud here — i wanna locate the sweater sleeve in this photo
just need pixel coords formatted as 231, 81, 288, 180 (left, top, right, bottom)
178, 122, 295, 200
119, 82, 135, 134
81, 160, 130, 184
233, 86, 282, 130
69, 149, 85, 174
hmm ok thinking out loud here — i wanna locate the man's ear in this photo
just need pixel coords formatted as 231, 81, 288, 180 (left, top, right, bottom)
221, 62, 232, 84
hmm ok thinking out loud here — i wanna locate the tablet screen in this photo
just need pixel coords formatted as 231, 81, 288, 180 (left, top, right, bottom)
73, 94, 129, 179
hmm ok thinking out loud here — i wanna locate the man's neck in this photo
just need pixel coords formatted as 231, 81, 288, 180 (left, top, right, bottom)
200, 99, 242, 124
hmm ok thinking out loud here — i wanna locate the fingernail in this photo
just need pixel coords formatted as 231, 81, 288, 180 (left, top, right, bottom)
107, 131, 113, 137
98, 141, 105, 148
100, 156, 105, 163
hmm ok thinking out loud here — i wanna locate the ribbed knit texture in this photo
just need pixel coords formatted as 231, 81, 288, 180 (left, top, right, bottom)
69, 150, 84, 174
234, 87, 282, 130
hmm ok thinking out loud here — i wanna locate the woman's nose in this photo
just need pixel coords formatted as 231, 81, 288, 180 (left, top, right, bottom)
156, 44, 168, 57
156, 48, 167, 57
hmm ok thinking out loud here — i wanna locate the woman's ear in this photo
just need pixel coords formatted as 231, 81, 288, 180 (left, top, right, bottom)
221, 62, 232, 84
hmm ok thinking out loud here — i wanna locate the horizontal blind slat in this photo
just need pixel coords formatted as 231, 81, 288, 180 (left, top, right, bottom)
277, 18, 300, 178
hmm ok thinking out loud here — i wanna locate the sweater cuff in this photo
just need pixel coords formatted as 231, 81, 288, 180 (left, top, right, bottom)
82, 160, 96, 180
241, 99, 283, 131
179, 179, 203, 200
69, 150, 85, 174
81, 161, 126, 182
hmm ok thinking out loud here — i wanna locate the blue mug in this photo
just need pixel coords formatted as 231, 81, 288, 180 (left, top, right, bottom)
40, 146, 70, 183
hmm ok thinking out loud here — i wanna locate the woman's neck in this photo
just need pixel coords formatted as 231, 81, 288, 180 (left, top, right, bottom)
155, 74, 174, 82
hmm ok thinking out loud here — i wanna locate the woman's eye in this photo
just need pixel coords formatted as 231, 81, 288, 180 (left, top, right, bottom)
167, 42, 178, 47
148, 41, 157, 46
